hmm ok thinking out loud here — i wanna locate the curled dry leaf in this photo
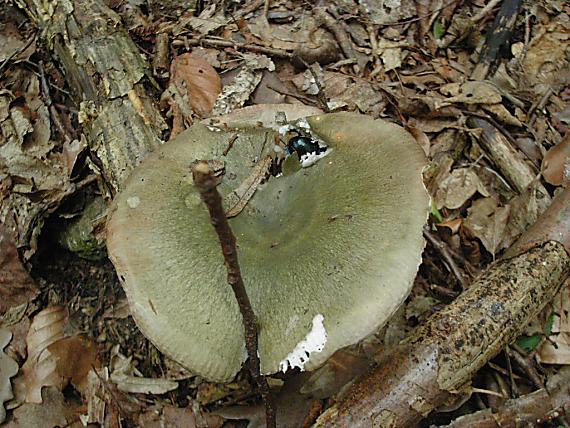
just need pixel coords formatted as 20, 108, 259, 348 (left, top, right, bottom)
542, 134, 570, 186
210, 55, 274, 117
463, 197, 510, 257
0, 329, 19, 423
0, 224, 39, 313
434, 168, 490, 210
22, 307, 100, 404
170, 52, 222, 118
22, 306, 67, 404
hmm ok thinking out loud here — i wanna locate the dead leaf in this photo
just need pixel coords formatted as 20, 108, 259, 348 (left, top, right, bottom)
463, 197, 510, 257
0, 74, 75, 257
0, 23, 35, 63
499, 182, 542, 251
48, 335, 99, 393
542, 134, 570, 186
0, 329, 19, 423
0, 224, 39, 313
211, 55, 274, 117
170, 53, 222, 117
139, 405, 224, 428
21, 306, 67, 403
110, 348, 177, 394
4, 387, 76, 428
521, 14, 570, 90
300, 350, 370, 399
225, 156, 272, 218
441, 81, 502, 105
435, 168, 490, 209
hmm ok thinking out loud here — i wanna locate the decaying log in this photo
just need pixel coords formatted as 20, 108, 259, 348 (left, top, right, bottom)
313, 188, 570, 427
15, 0, 166, 193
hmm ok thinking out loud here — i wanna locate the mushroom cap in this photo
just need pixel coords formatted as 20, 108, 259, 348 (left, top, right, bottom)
107, 109, 429, 382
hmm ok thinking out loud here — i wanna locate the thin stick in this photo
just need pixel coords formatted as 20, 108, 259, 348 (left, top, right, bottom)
190, 160, 276, 428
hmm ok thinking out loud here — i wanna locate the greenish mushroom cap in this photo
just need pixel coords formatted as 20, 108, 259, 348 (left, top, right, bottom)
107, 108, 429, 382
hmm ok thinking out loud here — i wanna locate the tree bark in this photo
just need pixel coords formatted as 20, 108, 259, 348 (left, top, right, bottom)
15, 0, 166, 194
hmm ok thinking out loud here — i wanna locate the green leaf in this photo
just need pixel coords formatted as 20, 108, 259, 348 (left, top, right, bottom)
433, 21, 445, 40
545, 312, 556, 336
516, 335, 541, 352
430, 201, 443, 223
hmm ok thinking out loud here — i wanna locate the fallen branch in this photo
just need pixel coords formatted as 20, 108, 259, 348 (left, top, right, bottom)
313, 188, 570, 427
471, 0, 524, 80
441, 367, 570, 428
190, 160, 276, 428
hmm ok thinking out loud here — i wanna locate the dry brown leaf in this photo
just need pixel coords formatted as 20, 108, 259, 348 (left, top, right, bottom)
0, 224, 39, 313
405, 126, 430, 156
211, 55, 273, 117
21, 306, 67, 403
441, 81, 502, 105
0, 329, 19, 423
542, 134, 570, 186
4, 387, 75, 428
434, 168, 490, 209
48, 335, 99, 393
225, 156, 272, 218
521, 14, 570, 90
170, 52, 222, 118
300, 350, 370, 399
463, 197, 510, 257
139, 405, 224, 428
0, 74, 75, 257
499, 181, 542, 251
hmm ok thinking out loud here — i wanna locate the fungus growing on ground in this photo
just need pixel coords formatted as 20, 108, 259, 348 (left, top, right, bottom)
106, 106, 429, 382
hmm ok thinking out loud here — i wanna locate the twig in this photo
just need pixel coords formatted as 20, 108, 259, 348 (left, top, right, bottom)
509, 344, 545, 389
424, 228, 468, 290
190, 160, 276, 428
172, 36, 292, 59
39, 61, 72, 143
314, 7, 360, 74
0, 34, 36, 76
472, 0, 503, 22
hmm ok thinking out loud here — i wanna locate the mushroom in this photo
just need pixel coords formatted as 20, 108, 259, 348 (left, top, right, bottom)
106, 106, 429, 382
